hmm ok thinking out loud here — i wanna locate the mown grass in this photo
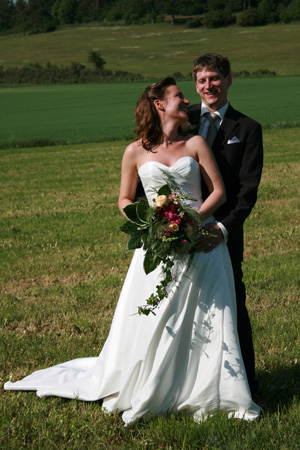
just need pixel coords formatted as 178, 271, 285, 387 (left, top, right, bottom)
0, 22, 300, 77
1, 128, 300, 449
1, 77, 300, 148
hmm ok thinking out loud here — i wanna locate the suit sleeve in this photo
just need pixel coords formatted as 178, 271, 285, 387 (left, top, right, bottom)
216, 122, 263, 236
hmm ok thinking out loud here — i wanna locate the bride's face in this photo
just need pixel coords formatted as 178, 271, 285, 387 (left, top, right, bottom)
162, 85, 190, 123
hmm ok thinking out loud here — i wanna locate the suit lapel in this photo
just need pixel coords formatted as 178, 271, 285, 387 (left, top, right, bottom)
188, 104, 201, 126
188, 103, 240, 150
213, 104, 239, 150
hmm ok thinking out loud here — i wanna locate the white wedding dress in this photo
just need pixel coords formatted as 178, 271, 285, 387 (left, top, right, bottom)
4, 156, 260, 424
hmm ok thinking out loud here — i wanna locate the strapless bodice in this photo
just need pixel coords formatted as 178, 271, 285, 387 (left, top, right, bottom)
138, 156, 203, 210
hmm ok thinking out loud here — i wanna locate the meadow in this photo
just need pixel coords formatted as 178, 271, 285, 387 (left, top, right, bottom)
1, 76, 300, 148
1, 22, 300, 77
1, 20, 300, 449
0, 129, 300, 449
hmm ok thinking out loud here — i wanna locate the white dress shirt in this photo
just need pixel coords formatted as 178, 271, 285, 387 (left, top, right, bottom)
198, 102, 229, 242
198, 102, 229, 137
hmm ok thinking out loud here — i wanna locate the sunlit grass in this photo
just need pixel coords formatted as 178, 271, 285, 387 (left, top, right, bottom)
0, 129, 300, 449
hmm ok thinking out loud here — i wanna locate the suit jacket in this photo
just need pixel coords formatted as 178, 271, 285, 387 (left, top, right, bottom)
188, 103, 263, 262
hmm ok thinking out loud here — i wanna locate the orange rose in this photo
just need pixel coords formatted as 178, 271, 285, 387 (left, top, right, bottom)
156, 195, 168, 207
168, 223, 179, 232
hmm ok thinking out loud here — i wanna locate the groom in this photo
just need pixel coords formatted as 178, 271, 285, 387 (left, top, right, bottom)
188, 53, 264, 404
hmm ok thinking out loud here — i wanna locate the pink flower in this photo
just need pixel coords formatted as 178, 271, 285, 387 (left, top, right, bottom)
165, 212, 181, 224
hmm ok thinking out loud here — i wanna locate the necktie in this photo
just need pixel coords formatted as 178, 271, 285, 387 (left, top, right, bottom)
205, 112, 219, 147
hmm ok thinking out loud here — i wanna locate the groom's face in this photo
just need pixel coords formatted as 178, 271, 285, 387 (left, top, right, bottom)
195, 67, 232, 112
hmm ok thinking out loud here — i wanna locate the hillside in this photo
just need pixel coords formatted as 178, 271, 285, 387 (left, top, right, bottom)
0, 22, 300, 78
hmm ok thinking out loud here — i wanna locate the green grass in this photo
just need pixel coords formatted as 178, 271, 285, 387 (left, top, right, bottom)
1, 128, 300, 449
0, 22, 300, 77
1, 77, 300, 148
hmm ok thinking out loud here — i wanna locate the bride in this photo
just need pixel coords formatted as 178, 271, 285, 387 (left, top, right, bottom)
4, 77, 260, 424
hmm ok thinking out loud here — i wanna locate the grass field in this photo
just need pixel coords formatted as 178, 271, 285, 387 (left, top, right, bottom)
1, 19, 300, 449
1, 128, 300, 449
0, 22, 300, 77
1, 76, 300, 148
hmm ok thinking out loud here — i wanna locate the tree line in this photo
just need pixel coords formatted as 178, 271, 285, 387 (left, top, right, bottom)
0, 0, 299, 34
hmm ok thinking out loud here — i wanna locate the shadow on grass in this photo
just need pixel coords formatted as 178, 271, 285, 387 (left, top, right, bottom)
258, 362, 300, 412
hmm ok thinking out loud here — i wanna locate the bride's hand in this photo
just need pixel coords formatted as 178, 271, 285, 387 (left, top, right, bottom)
195, 223, 224, 253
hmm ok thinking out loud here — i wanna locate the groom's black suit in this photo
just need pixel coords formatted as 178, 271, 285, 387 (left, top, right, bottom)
188, 103, 263, 393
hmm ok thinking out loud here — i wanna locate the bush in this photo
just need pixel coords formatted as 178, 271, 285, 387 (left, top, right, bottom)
186, 18, 202, 28
172, 72, 187, 81
204, 9, 236, 28
105, 8, 123, 22
0, 61, 144, 85
88, 51, 106, 70
232, 69, 277, 78
237, 8, 265, 26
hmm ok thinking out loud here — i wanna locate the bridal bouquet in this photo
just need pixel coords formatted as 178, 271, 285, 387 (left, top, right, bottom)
120, 178, 204, 315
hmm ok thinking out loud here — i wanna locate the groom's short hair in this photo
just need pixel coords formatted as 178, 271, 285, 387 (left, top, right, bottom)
192, 53, 231, 81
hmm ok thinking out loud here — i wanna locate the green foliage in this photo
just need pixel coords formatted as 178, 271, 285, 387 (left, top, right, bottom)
237, 7, 266, 26
278, 0, 300, 22
88, 51, 106, 69
0, 60, 143, 85
232, 69, 277, 77
206, 0, 227, 10
1, 0, 300, 33
186, 17, 202, 28
120, 180, 203, 315
53, 0, 78, 25
204, 8, 236, 27
0, 0, 14, 31
258, 0, 279, 24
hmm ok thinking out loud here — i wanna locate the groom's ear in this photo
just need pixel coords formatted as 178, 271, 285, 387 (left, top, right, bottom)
226, 74, 232, 88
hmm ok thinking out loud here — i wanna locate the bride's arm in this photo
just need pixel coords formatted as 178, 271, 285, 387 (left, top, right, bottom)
192, 136, 226, 221
118, 143, 140, 218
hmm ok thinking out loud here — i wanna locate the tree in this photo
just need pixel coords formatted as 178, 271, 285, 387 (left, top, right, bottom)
61, 0, 78, 24
258, 0, 279, 23
88, 51, 106, 70
237, 7, 265, 25
77, 0, 97, 23
0, 0, 14, 31
278, 0, 300, 22
204, 8, 236, 27
52, 0, 78, 25
164, 0, 184, 24
207, 0, 227, 10
14, 0, 28, 31
26, 0, 56, 33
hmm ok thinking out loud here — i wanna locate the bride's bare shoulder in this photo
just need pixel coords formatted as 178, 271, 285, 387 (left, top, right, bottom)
123, 140, 141, 158
184, 135, 211, 162
122, 140, 147, 167
186, 134, 206, 146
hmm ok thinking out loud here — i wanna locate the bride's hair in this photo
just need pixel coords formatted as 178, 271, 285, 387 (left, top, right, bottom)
135, 77, 177, 152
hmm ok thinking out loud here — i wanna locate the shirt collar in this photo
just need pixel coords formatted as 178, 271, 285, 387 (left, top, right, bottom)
201, 102, 229, 120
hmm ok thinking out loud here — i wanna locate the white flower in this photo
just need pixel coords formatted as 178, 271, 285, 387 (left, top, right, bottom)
156, 195, 168, 207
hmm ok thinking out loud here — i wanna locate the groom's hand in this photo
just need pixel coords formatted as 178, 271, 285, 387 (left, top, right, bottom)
196, 222, 224, 253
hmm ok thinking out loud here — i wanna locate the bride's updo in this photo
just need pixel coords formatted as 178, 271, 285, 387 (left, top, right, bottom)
135, 77, 176, 152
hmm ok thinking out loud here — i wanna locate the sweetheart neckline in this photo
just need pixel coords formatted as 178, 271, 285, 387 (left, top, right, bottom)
138, 156, 197, 173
